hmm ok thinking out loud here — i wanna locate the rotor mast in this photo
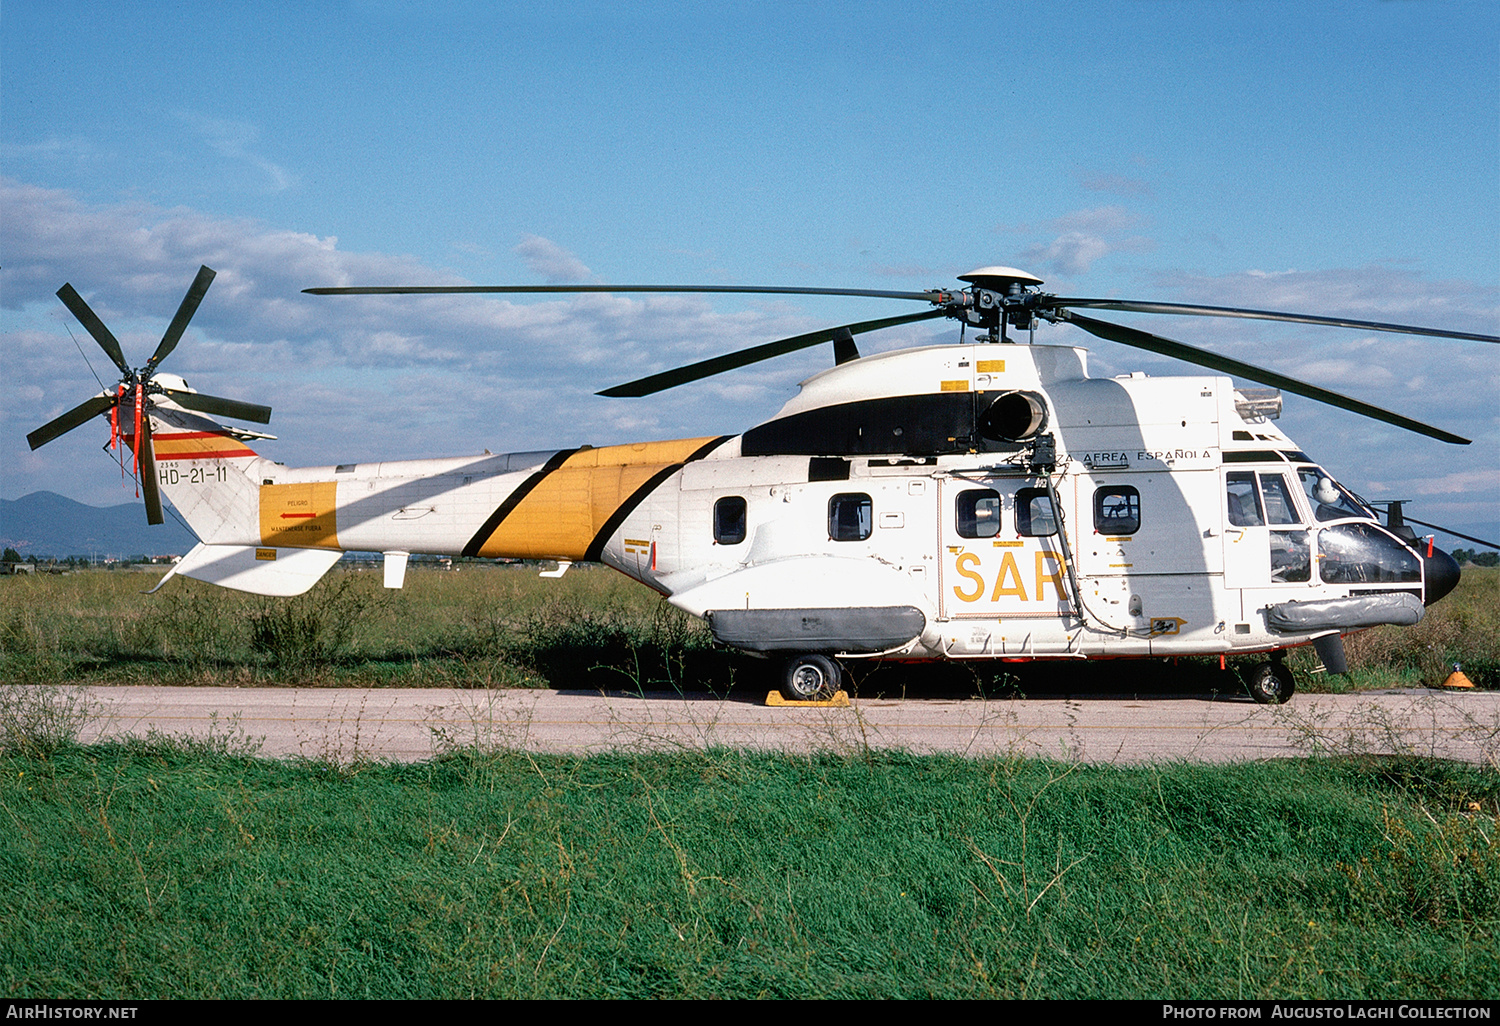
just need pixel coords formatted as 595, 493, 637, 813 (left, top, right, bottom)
954, 266, 1046, 343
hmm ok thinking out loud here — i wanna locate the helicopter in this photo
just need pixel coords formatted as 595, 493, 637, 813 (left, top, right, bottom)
27, 264, 1499, 704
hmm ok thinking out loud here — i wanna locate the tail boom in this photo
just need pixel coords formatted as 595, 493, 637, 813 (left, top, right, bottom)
145, 410, 728, 594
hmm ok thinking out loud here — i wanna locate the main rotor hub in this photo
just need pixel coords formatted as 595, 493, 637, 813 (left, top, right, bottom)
957, 266, 1044, 293
954, 267, 1047, 340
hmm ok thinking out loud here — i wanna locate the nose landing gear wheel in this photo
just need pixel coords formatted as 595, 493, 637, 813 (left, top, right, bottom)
782, 654, 841, 702
1245, 660, 1296, 704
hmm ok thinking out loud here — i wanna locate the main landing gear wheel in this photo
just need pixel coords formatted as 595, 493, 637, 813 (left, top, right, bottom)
781, 654, 842, 702
1245, 660, 1296, 705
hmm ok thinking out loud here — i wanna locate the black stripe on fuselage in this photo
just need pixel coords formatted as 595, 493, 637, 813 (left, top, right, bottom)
581, 434, 732, 563
460, 448, 579, 558
685, 435, 735, 464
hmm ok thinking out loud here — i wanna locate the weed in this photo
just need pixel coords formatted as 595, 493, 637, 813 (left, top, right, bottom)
247, 576, 380, 670
116, 712, 267, 761
118, 589, 247, 666
1278, 695, 1500, 767
1338, 805, 1500, 928
0, 683, 93, 758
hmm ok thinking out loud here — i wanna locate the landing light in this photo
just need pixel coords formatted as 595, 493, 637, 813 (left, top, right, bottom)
1234, 388, 1282, 421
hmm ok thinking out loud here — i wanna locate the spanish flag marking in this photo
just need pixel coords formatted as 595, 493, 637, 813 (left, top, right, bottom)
153, 431, 257, 461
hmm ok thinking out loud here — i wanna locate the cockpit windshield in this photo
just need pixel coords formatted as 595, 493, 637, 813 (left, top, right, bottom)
1297, 467, 1374, 523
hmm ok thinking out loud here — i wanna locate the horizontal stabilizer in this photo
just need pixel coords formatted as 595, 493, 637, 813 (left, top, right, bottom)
172, 543, 342, 597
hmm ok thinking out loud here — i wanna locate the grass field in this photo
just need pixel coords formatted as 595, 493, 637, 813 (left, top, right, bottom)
2, 564, 1497, 695
2, 732, 1497, 999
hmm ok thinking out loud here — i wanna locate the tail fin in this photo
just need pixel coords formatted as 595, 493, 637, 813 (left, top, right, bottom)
148, 405, 267, 546
146, 405, 343, 596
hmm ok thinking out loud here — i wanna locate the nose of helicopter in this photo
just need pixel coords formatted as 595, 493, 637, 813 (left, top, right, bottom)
1423, 545, 1461, 606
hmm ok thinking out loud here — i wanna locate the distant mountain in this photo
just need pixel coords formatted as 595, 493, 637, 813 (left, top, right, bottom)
0, 491, 197, 559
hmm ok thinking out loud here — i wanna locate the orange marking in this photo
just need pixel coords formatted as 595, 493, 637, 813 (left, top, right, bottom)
259, 482, 340, 549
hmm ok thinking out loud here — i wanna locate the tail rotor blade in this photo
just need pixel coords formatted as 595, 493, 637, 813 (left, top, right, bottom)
148, 265, 216, 371
26, 394, 117, 450
161, 388, 272, 424
138, 414, 163, 525
1062, 311, 1470, 445
56, 283, 132, 376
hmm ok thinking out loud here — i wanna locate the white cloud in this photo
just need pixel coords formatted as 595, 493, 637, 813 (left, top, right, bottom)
1050, 206, 1144, 234
1154, 265, 1500, 329
0, 179, 879, 504
1000, 206, 1157, 276
512, 234, 592, 283
1080, 172, 1154, 198
175, 111, 295, 193
1022, 232, 1112, 276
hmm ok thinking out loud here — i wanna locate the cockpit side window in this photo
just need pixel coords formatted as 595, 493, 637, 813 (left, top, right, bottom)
1319, 523, 1420, 583
1298, 467, 1373, 522
1258, 473, 1302, 525
1226, 471, 1264, 527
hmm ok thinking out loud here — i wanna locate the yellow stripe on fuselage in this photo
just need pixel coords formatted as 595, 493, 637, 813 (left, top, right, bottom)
471, 437, 715, 560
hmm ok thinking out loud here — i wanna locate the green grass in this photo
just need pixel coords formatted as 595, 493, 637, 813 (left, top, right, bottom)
2, 736, 1496, 999
2, 565, 1497, 694
0, 564, 735, 691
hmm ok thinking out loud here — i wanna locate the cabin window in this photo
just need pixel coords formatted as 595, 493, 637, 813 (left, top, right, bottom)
828, 493, 873, 542
1226, 471, 1264, 527
956, 489, 1002, 538
1093, 485, 1140, 535
714, 496, 747, 545
1258, 474, 1302, 525
1016, 487, 1057, 537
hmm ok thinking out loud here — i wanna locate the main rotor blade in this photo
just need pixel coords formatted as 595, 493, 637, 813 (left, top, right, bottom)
1047, 298, 1500, 344
305, 283, 941, 302
598, 308, 948, 398
1397, 516, 1499, 550
162, 388, 272, 424
1062, 311, 1470, 445
148, 265, 217, 371
139, 415, 163, 525
56, 283, 131, 376
26, 394, 117, 450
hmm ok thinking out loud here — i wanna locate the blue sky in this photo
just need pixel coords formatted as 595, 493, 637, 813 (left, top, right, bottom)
3, 1, 1497, 535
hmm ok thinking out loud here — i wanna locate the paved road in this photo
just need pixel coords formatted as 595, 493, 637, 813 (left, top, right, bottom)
69, 686, 1500, 765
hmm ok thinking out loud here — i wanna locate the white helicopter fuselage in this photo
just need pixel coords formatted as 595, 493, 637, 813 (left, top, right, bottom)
150, 341, 1438, 670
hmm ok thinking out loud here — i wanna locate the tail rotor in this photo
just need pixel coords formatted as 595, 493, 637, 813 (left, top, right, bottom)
27, 265, 272, 525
